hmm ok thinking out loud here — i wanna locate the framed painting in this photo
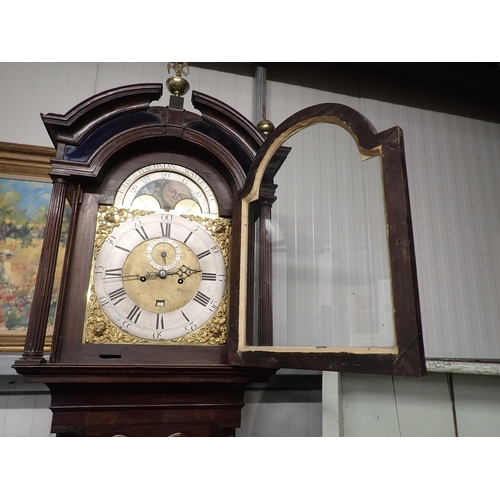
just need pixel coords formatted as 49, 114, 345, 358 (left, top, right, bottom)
0, 141, 63, 352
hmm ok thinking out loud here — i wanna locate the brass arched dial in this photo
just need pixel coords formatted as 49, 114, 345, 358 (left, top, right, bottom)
93, 213, 226, 341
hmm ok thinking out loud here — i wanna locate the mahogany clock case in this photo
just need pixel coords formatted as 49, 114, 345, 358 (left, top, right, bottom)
10, 85, 284, 437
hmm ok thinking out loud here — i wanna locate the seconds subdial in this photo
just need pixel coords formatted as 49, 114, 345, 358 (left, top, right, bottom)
146, 238, 181, 271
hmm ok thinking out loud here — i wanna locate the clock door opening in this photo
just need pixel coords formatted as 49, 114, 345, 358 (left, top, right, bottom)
229, 103, 425, 377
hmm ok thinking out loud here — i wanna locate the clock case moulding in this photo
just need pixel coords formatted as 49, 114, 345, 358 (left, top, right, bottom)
11, 83, 425, 436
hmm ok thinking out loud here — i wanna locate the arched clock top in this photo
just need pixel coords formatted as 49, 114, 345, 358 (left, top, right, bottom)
41, 83, 164, 148
14, 76, 425, 437
41, 84, 269, 194
241, 102, 399, 202
190, 91, 266, 173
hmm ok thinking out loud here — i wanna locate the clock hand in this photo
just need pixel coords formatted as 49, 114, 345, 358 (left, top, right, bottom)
101, 273, 140, 282
165, 265, 202, 279
103, 272, 159, 282
154, 265, 202, 281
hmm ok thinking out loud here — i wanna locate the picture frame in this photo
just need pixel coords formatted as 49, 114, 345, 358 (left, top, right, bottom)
0, 141, 59, 352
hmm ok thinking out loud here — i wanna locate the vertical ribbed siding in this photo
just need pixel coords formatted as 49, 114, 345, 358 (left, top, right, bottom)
236, 390, 322, 437
270, 124, 393, 348
386, 101, 500, 359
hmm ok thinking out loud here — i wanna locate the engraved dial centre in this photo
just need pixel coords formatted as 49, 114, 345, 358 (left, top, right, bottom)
123, 239, 202, 314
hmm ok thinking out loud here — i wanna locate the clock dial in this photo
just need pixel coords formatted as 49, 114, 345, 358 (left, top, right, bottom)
115, 163, 219, 216
93, 213, 226, 341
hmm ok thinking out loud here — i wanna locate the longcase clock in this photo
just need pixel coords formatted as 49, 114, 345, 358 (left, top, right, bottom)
14, 77, 425, 436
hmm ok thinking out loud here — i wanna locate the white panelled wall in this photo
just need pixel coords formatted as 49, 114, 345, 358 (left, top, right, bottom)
1, 63, 500, 436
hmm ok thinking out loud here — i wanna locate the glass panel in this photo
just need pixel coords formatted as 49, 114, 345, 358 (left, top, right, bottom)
270, 123, 395, 348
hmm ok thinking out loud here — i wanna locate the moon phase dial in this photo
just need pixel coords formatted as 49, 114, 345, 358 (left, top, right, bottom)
114, 163, 219, 216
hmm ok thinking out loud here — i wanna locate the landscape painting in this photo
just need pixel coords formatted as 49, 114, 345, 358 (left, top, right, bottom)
0, 176, 68, 350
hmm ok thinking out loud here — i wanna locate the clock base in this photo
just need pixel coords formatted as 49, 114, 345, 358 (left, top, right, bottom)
15, 365, 276, 437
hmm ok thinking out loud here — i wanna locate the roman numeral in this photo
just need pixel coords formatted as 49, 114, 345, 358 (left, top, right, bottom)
115, 245, 130, 253
156, 314, 165, 330
181, 310, 190, 322
135, 226, 149, 240
109, 287, 127, 305
98, 297, 109, 308
160, 223, 171, 238
105, 268, 122, 278
201, 272, 216, 281
184, 232, 193, 244
193, 291, 210, 307
197, 249, 211, 260
126, 305, 142, 323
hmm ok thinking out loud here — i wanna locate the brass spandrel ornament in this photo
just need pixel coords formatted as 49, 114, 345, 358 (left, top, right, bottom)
182, 214, 231, 267
170, 291, 229, 345
84, 289, 149, 344
92, 206, 152, 258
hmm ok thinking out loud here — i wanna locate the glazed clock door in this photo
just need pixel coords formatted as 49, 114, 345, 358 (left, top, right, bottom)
228, 103, 426, 377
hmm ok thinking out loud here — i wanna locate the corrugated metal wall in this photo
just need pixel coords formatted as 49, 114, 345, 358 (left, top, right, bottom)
0, 393, 52, 437
372, 101, 500, 359
270, 122, 394, 349
237, 389, 322, 437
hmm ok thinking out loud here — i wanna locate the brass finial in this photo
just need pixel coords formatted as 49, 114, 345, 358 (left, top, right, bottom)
166, 62, 190, 97
257, 105, 274, 137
